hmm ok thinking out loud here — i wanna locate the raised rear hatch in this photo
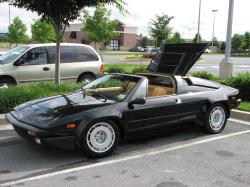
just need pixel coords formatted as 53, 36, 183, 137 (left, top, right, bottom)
147, 43, 210, 76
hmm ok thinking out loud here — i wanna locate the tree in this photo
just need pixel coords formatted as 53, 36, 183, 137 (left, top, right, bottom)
141, 36, 148, 48
149, 14, 174, 47
3, 0, 125, 84
31, 19, 56, 43
243, 32, 250, 50
168, 32, 184, 43
81, 4, 118, 49
220, 41, 226, 52
6, 16, 28, 46
193, 33, 202, 43
212, 37, 220, 47
232, 34, 245, 52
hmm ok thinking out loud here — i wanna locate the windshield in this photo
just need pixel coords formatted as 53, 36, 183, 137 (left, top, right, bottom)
0, 46, 29, 65
83, 74, 141, 101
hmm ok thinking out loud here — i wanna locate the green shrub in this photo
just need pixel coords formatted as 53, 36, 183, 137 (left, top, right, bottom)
0, 82, 82, 113
189, 71, 220, 81
105, 65, 125, 73
225, 73, 250, 101
132, 65, 147, 74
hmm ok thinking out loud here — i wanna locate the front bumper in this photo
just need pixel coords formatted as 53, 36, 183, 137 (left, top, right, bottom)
5, 113, 76, 149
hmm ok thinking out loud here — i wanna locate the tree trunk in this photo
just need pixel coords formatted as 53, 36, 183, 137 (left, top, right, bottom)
55, 24, 61, 84
95, 42, 97, 49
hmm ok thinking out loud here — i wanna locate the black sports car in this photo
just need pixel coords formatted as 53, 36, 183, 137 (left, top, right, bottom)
6, 43, 241, 158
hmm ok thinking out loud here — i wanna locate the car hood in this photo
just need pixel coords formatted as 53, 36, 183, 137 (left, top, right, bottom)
11, 91, 114, 128
147, 43, 210, 76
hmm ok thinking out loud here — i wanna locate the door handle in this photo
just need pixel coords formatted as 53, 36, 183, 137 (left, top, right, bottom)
43, 67, 50, 71
175, 98, 181, 104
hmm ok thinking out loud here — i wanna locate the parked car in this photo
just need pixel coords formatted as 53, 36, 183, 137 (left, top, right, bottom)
6, 43, 241, 158
143, 47, 160, 58
128, 46, 145, 52
0, 43, 103, 88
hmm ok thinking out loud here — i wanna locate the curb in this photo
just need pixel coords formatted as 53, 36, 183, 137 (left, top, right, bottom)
231, 109, 250, 122
0, 110, 249, 126
0, 114, 6, 125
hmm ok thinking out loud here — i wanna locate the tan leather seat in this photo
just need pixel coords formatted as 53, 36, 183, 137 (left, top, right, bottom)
148, 85, 173, 97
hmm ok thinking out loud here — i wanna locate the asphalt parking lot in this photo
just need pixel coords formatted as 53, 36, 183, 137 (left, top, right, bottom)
0, 120, 250, 187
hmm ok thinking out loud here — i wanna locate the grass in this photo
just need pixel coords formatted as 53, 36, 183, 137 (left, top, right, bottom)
237, 102, 250, 112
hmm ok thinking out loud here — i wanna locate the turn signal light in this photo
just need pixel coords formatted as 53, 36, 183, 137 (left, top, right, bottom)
100, 64, 104, 73
66, 123, 76, 129
231, 96, 237, 101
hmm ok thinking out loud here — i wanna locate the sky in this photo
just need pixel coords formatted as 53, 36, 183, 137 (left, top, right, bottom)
0, 0, 249, 41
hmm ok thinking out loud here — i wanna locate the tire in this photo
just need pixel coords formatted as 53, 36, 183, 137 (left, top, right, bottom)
0, 78, 14, 88
77, 74, 94, 84
203, 103, 228, 134
80, 120, 120, 158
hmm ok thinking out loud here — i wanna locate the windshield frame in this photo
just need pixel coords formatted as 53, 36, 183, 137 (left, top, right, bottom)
0, 46, 30, 65
82, 73, 145, 102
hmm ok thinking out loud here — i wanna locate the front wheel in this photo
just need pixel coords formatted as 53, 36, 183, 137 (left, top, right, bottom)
80, 121, 120, 158
203, 104, 228, 134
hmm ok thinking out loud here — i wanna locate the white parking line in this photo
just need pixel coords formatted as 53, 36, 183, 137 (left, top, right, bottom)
0, 124, 13, 131
1, 129, 250, 187
229, 118, 250, 126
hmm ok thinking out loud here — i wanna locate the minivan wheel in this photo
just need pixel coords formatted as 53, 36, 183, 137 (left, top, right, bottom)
77, 74, 94, 84
80, 120, 120, 158
203, 104, 227, 134
0, 78, 14, 89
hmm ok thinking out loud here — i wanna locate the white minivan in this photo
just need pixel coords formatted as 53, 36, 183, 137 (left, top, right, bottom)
0, 43, 103, 88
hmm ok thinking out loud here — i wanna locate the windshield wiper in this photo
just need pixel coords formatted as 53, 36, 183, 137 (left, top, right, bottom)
91, 92, 108, 102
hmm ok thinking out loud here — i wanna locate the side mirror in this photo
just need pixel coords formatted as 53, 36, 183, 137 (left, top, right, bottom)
128, 97, 146, 108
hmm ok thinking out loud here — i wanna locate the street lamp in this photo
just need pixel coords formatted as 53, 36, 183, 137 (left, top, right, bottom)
219, 0, 234, 79
197, 0, 202, 43
8, 3, 14, 26
211, 9, 218, 52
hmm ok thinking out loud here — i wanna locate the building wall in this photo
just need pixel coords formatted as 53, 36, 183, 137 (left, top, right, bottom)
63, 22, 137, 51
120, 33, 137, 51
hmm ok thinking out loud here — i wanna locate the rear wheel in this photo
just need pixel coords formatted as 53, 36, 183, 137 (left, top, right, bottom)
77, 74, 94, 84
203, 104, 228, 134
80, 120, 119, 158
0, 78, 14, 89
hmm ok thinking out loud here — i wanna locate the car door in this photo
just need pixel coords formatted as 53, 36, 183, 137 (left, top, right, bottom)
17, 47, 52, 82
123, 77, 195, 135
48, 46, 100, 82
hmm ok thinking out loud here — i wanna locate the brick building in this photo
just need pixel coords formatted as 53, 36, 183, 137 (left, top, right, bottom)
64, 20, 137, 50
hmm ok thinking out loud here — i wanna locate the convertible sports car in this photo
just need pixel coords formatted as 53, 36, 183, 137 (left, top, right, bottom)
6, 43, 241, 157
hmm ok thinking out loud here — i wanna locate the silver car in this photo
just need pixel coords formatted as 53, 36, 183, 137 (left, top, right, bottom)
0, 43, 103, 88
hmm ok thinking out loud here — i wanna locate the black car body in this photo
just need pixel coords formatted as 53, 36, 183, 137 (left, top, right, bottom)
6, 43, 241, 157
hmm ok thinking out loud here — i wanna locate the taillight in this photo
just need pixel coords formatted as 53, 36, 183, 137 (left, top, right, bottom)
100, 64, 104, 73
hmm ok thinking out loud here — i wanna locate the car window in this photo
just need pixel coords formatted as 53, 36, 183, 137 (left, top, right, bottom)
83, 74, 141, 101
21, 47, 47, 65
47, 46, 99, 64
0, 46, 29, 65
146, 75, 175, 97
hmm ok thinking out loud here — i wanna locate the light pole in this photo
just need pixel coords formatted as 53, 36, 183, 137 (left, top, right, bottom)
197, 0, 202, 43
211, 9, 218, 52
219, 0, 234, 79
